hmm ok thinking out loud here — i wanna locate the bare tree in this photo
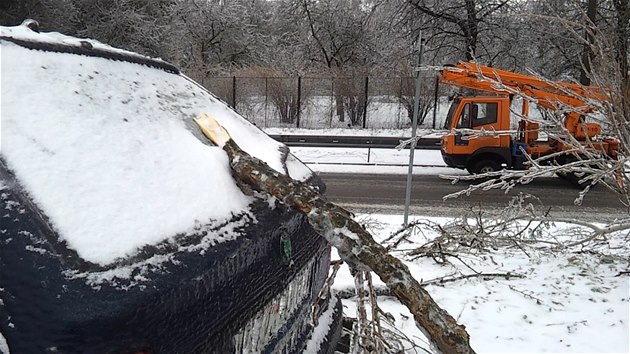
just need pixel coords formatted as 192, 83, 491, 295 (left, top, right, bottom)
403, 0, 510, 61
168, 0, 274, 80
0, 0, 78, 34
296, 0, 383, 125
610, 0, 629, 89
514, 0, 627, 84
266, 76, 302, 125
67, 0, 174, 58
399, 75, 435, 125
297, 0, 380, 69
580, 0, 598, 85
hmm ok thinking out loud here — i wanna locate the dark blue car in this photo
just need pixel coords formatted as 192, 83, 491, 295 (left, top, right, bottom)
0, 22, 342, 354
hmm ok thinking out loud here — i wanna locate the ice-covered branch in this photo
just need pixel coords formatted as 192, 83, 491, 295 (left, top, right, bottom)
395, 129, 445, 150
195, 114, 475, 354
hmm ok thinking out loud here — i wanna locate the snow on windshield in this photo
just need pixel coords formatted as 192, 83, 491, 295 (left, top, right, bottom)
0, 25, 312, 266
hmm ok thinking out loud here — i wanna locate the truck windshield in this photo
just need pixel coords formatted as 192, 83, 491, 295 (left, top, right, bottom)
443, 97, 460, 129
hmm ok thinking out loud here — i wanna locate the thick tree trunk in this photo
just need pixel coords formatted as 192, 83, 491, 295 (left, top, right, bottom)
613, 0, 629, 89
580, 0, 597, 86
194, 114, 475, 354
463, 0, 478, 61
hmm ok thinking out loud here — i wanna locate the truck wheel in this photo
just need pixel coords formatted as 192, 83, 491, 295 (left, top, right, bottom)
555, 156, 594, 188
473, 159, 501, 174
556, 171, 592, 188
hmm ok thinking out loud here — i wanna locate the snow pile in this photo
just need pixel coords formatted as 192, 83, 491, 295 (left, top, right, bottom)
0, 25, 312, 266
0, 331, 8, 354
264, 127, 434, 137
334, 213, 630, 353
290, 147, 467, 176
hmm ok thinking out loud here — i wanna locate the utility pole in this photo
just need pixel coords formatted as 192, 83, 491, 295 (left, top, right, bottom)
403, 32, 424, 226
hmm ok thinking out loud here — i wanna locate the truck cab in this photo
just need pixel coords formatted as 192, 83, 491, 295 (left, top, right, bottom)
441, 96, 514, 174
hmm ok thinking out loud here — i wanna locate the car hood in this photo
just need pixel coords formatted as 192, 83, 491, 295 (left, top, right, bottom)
0, 24, 314, 267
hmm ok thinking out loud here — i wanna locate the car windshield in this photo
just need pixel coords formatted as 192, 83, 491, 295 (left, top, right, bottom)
443, 97, 461, 129
1, 27, 314, 266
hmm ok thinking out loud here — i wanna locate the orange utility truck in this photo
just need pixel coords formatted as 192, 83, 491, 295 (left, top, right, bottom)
439, 62, 619, 179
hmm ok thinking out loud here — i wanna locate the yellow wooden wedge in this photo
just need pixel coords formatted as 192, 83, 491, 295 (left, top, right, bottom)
194, 113, 231, 147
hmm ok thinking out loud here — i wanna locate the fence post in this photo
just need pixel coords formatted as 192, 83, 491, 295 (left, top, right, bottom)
232, 76, 236, 108
432, 76, 439, 129
330, 79, 334, 128
398, 77, 404, 129
362, 76, 369, 129
264, 77, 268, 128
296, 76, 302, 128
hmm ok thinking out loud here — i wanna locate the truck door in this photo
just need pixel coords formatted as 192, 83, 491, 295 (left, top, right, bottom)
443, 97, 508, 156
454, 103, 471, 145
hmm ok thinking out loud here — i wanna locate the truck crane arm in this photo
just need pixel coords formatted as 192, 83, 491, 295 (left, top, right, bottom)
439, 62, 609, 139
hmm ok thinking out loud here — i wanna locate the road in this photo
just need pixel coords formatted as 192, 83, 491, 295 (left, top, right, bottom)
319, 172, 629, 221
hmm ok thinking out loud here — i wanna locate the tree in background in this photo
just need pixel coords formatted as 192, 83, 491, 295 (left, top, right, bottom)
296, 0, 384, 125
72, 0, 174, 58
400, 0, 511, 62
610, 0, 629, 89
168, 0, 275, 81
0, 0, 76, 33
1, 0, 626, 128
399, 75, 435, 125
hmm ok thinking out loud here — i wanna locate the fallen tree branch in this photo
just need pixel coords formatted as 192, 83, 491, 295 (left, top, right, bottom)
194, 114, 475, 354
422, 272, 525, 286
338, 286, 392, 300
395, 198, 630, 259
336, 272, 525, 299
508, 285, 544, 305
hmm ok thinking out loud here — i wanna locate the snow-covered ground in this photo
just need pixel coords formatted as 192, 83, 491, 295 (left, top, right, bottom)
282, 142, 629, 353
289, 147, 468, 175
265, 127, 421, 137
333, 213, 630, 353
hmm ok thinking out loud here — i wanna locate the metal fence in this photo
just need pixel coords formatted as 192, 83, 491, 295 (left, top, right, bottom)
200, 76, 449, 129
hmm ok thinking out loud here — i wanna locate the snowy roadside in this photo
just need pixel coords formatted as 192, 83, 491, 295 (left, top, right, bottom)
284, 135, 630, 352
264, 127, 422, 137
333, 213, 630, 353
288, 146, 470, 175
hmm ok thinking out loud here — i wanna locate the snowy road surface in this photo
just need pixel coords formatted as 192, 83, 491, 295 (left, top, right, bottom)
291, 147, 627, 221
319, 173, 628, 222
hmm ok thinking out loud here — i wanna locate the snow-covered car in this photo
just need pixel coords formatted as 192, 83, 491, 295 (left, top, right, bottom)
0, 22, 342, 353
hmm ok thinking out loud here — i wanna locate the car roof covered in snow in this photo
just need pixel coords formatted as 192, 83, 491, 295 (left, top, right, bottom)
0, 23, 313, 266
